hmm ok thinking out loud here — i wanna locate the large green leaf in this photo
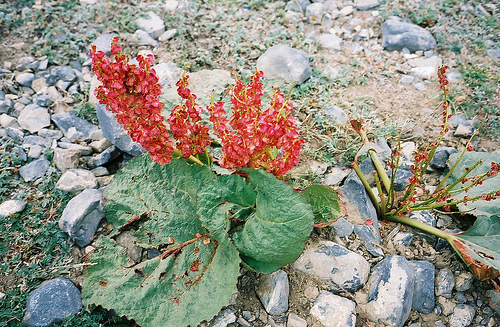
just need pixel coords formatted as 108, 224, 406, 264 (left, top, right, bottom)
302, 185, 346, 227
445, 151, 500, 218
231, 169, 314, 273
83, 154, 240, 327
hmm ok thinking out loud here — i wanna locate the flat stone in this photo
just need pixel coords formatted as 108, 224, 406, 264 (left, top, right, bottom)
54, 148, 81, 173
325, 105, 349, 124
151, 62, 182, 87
0, 99, 13, 114
16, 72, 35, 87
364, 255, 415, 327
59, 188, 105, 247
34, 95, 53, 107
305, 3, 324, 24
6, 127, 24, 143
18, 104, 51, 133
256, 270, 289, 315
136, 11, 165, 39
353, 224, 384, 257
23, 135, 52, 148
409, 210, 436, 243
57, 142, 94, 156
209, 308, 237, 327
28, 145, 43, 158
19, 158, 50, 182
410, 261, 436, 314
133, 29, 160, 47
54, 66, 77, 82
95, 103, 145, 156
257, 44, 312, 84
285, 0, 310, 12
329, 217, 354, 237
88, 145, 122, 167
430, 146, 458, 169
51, 112, 99, 141
158, 29, 177, 42
89, 138, 112, 153
56, 169, 98, 194
318, 34, 343, 50
324, 167, 349, 186
90, 33, 119, 55
23, 278, 82, 327
454, 123, 474, 138
486, 48, 500, 58
0, 200, 27, 217
388, 168, 412, 191
287, 313, 307, 327
435, 268, 455, 298
310, 291, 356, 327
355, 0, 380, 10
0, 114, 17, 128
294, 240, 370, 293
38, 128, 63, 140
455, 272, 474, 292
449, 304, 475, 327
382, 19, 437, 52
340, 173, 379, 227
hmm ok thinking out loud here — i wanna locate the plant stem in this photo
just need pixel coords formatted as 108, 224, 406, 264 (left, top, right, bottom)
369, 149, 392, 194
385, 214, 455, 243
353, 163, 381, 217
172, 149, 204, 166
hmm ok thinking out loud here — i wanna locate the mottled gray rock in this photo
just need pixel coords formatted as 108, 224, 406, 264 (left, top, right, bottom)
59, 188, 105, 247
285, 0, 310, 12
382, 19, 437, 52
454, 123, 474, 138
18, 104, 51, 133
90, 33, 118, 55
388, 168, 412, 191
88, 145, 121, 167
256, 45, 312, 84
34, 95, 53, 107
6, 127, 24, 142
19, 158, 50, 182
410, 261, 435, 314
449, 304, 475, 327
58, 142, 93, 156
0, 200, 27, 217
1, 114, 18, 128
0, 98, 13, 114
340, 5, 354, 16
256, 270, 289, 315
305, 3, 324, 24
56, 169, 98, 194
89, 138, 112, 153
435, 268, 455, 298
340, 173, 378, 226
318, 34, 342, 50
23, 135, 52, 148
486, 48, 500, 58
16, 72, 35, 87
54, 148, 81, 173
151, 62, 182, 87
96, 103, 145, 156
310, 291, 356, 327
364, 255, 415, 327
455, 272, 474, 292
355, 0, 379, 10
23, 278, 82, 327
51, 112, 99, 141
294, 240, 370, 292
158, 29, 177, 42
38, 128, 63, 140
209, 308, 237, 327
287, 313, 307, 327
133, 29, 160, 47
430, 147, 458, 169
393, 232, 413, 247
325, 105, 348, 124
324, 167, 349, 186
329, 217, 354, 237
409, 210, 436, 243
28, 145, 43, 158
353, 224, 384, 257
135, 11, 165, 39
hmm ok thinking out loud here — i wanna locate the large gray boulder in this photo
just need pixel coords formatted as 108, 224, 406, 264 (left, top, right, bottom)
382, 19, 436, 52
256, 44, 312, 84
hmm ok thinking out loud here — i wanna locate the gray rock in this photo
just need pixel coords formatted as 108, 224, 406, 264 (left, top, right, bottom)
364, 255, 415, 327
88, 145, 121, 167
23, 278, 82, 327
305, 3, 324, 24
89, 138, 112, 153
310, 291, 356, 327
55, 79, 72, 91
285, 0, 310, 12
51, 112, 99, 141
486, 48, 500, 58
325, 105, 348, 124
28, 145, 43, 159
400, 74, 417, 84
355, 0, 379, 10
393, 232, 413, 247
353, 224, 384, 257
158, 29, 177, 42
455, 272, 474, 292
388, 168, 412, 191
256, 270, 289, 315
23, 135, 52, 148
58, 142, 93, 156
0, 200, 27, 217
6, 127, 24, 143
38, 128, 63, 140
324, 167, 349, 186
31, 78, 48, 93
135, 11, 165, 39
318, 34, 343, 50
287, 313, 307, 327
18, 104, 51, 133
59, 188, 105, 247
256, 45, 312, 84
151, 62, 182, 87
133, 30, 160, 47
54, 148, 81, 173
340, 5, 354, 16
16, 72, 35, 87
410, 261, 435, 314
19, 158, 50, 182
430, 146, 458, 169
0, 98, 13, 114
236, 317, 251, 327
409, 210, 436, 243
209, 308, 237, 327
340, 173, 378, 226
449, 304, 475, 327
56, 169, 98, 194
294, 240, 370, 293
414, 82, 427, 91
382, 19, 437, 52
329, 217, 354, 237
55, 66, 77, 82
435, 268, 455, 298
34, 95, 53, 107
90, 33, 118, 55
1, 114, 18, 128
454, 123, 474, 138
95, 103, 144, 156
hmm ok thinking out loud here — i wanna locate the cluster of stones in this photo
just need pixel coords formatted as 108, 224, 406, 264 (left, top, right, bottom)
0, 0, 498, 326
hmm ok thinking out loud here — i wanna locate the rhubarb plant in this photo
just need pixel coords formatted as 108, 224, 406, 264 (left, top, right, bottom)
83, 39, 343, 327
351, 66, 500, 283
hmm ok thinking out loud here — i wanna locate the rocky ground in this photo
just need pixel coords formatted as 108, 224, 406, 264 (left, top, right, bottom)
0, 0, 500, 326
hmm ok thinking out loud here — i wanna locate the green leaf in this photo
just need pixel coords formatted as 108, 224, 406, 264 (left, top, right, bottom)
453, 215, 500, 278
445, 151, 500, 218
83, 154, 240, 327
232, 169, 314, 273
302, 185, 346, 227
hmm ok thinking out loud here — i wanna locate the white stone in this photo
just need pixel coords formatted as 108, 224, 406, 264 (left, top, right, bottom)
287, 313, 307, 327
0, 200, 27, 217
0, 114, 18, 128
135, 11, 165, 39
18, 105, 51, 133
133, 30, 159, 47
339, 5, 354, 16
318, 34, 342, 50
310, 291, 356, 327
56, 169, 98, 194
158, 29, 177, 42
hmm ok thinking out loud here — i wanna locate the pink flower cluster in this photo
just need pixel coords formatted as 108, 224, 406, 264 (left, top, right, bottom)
90, 39, 303, 176
207, 70, 304, 176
